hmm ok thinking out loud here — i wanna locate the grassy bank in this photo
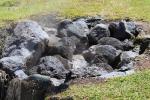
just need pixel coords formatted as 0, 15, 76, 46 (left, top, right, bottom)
47, 70, 150, 100
0, 0, 150, 26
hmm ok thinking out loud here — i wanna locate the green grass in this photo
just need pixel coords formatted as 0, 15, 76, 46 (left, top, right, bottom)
59, 0, 150, 21
47, 70, 150, 100
0, 0, 66, 26
0, 0, 150, 27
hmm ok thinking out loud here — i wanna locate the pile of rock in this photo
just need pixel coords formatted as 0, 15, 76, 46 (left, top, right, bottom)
57, 17, 141, 78
0, 17, 149, 100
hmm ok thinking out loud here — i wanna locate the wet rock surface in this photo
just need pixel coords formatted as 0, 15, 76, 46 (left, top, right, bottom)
0, 16, 149, 100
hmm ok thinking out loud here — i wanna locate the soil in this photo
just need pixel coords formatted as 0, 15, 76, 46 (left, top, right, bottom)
136, 21, 150, 35
135, 54, 150, 71
70, 77, 107, 85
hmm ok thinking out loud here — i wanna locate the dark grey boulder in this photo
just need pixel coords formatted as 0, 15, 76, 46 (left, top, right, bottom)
0, 20, 50, 77
98, 37, 134, 51
109, 20, 140, 40
83, 45, 121, 67
98, 37, 124, 50
36, 55, 71, 79
27, 74, 65, 87
139, 38, 150, 54
57, 19, 89, 40
88, 24, 110, 45
45, 36, 88, 61
85, 16, 103, 28
71, 55, 111, 78
5, 75, 66, 100
72, 55, 89, 69
57, 19, 89, 54
47, 36, 76, 60
67, 19, 89, 39
71, 16, 103, 29
0, 56, 26, 75
59, 37, 76, 59
118, 59, 134, 71
0, 70, 9, 100
120, 51, 139, 61
118, 51, 138, 71
56, 55, 72, 70
70, 55, 89, 78
70, 36, 88, 54
47, 35, 87, 58
57, 19, 72, 37
125, 21, 141, 37
122, 39, 134, 51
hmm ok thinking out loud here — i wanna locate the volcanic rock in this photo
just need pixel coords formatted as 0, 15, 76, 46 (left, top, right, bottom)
118, 51, 138, 71
5, 75, 66, 100
109, 20, 140, 40
88, 24, 110, 45
122, 39, 134, 51
98, 37, 124, 50
57, 19, 89, 39
139, 38, 150, 54
0, 20, 49, 77
83, 45, 121, 67
47, 36, 76, 60
57, 19, 72, 37
36, 55, 71, 79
